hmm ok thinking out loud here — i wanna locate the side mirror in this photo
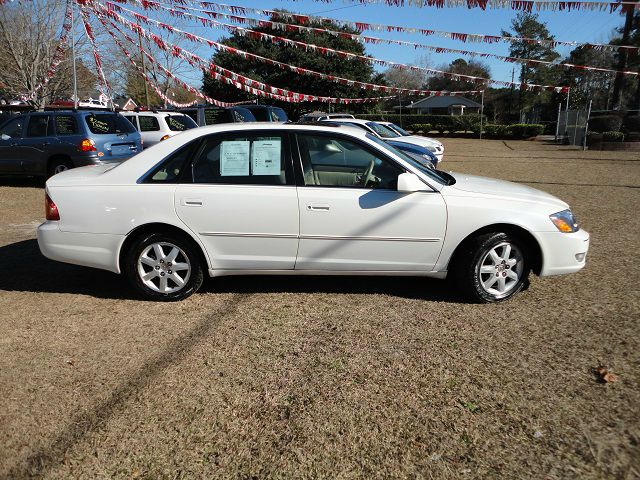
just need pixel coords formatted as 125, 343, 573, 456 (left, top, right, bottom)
397, 172, 427, 193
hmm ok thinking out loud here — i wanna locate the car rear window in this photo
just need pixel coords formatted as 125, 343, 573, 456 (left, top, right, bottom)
164, 114, 197, 131
271, 108, 288, 122
85, 114, 136, 134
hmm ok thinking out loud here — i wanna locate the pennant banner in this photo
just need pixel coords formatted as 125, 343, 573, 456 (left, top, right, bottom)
79, 5, 114, 103
96, 7, 400, 104
136, 1, 638, 76
102, 2, 569, 93
190, 1, 640, 55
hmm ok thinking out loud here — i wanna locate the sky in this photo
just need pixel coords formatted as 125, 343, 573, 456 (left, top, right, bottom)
107, 0, 629, 92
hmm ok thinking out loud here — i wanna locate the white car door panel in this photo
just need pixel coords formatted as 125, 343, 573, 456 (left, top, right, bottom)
175, 185, 299, 270
296, 187, 446, 271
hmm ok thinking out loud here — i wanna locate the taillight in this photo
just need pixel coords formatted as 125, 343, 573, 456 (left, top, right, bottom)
160, 134, 170, 141
78, 138, 96, 152
45, 192, 60, 221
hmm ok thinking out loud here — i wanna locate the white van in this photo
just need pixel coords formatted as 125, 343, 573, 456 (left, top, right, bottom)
122, 111, 198, 148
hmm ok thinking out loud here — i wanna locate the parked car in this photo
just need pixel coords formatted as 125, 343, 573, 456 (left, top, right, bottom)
298, 112, 355, 122
178, 106, 256, 126
38, 122, 589, 303
122, 111, 198, 148
386, 139, 438, 169
378, 121, 445, 162
0, 110, 142, 177
238, 104, 288, 123
320, 118, 444, 163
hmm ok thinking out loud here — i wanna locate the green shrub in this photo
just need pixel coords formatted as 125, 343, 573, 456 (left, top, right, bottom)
355, 114, 485, 133
602, 131, 624, 142
408, 123, 432, 133
589, 115, 623, 133
509, 124, 544, 138
483, 124, 511, 138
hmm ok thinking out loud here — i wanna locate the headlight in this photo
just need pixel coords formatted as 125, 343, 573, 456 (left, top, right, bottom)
426, 145, 436, 152
550, 209, 579, 233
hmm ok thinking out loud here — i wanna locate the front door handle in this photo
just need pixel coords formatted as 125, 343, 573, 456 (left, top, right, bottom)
307, 203, 330, 211
181, 198, 203, 206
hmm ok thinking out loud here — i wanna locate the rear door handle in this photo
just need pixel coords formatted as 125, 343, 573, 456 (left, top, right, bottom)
181, 198, 203, 206
307, 203, 330, 211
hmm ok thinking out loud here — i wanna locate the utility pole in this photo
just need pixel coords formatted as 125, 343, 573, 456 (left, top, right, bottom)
611, 0, 639, 109
71, 2, 78, 110
508, 67, 514, 119
139, 31, 151, 109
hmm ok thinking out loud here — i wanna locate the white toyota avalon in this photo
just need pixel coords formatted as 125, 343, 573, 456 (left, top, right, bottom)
37, 123, 589, 302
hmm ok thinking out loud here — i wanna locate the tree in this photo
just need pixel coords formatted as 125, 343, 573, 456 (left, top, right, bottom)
502, 13, 560, 113
384, 68, 426, 90
426, 58, 491, 92
0, 1, 96, 108
202, 12, 380, 116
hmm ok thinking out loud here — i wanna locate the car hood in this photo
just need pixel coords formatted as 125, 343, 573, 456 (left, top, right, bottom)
395, 136, 441, 148
444, 172, 569, 209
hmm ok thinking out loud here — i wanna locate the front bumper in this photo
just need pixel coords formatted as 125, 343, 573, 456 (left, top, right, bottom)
37, 221, 124, 273
536, 228, 590, 276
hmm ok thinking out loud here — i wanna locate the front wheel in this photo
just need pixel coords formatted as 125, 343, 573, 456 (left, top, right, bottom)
453, 232, 530, 303
124, 233, 204, 301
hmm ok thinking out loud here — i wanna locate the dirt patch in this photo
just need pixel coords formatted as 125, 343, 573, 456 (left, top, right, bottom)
0, 139, 639, 479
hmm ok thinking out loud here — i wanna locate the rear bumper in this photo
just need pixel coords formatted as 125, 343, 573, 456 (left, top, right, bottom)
536, 228, 590, 276
37, 221, 124, 273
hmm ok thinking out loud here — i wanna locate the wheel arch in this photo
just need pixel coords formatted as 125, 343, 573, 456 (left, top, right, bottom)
47, 154, 74, 173
447, 223, 543, 276
118, 222, 211, 274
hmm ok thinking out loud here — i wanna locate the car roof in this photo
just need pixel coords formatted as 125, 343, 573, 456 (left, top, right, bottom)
325, 118, 372, 125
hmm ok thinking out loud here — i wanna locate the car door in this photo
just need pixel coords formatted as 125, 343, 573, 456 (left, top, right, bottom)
21, 114, 56, 174
174, 131, 299, 270
294, 132, 447, 271
0, 116, 26, 173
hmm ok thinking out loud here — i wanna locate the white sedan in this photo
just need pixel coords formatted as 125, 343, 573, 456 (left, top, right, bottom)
321, 118, 444, 163
37, 123, 589, 302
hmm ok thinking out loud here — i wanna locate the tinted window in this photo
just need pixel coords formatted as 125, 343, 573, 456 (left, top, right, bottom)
248, 107, 268, 121
85, 114, 136, 134
146, 143, 195, 183
164, 114, 197, 131
271, 108, 288, 122
0, 117, 25, 139
297, 134, 402, 189
138, 116, 160, 132
231, 108, 255, 122
365, 122, 399, 139
55, 115, 78, 135
124, 116, 137, 127
204, 108, 229, 125
192, 134, 288, 185
27, 115, 52, 137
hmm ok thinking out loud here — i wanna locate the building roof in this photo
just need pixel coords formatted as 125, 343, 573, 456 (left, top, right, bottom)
404, 95, 482, 109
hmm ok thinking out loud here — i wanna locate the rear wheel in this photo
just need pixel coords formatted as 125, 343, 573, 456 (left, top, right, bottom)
453, 232, 530, 303
124, 233, 204, 301
47, 158, 73, 178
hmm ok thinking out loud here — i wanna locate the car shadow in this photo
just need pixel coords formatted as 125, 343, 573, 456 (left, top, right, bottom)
0, 176, 44, 188
0, 239, 462, 303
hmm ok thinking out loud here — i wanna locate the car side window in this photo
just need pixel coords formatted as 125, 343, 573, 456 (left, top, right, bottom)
192, 134, 290, 186
144, 142, 196, 183
138, 116, 160, 132
124, 116, 137, 128
296, 134, 403, 189
0, 117, 24, 139
26, 115, 52, 137
54, 115, 78, 135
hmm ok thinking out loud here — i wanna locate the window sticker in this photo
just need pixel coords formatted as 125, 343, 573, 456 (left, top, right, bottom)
220, 140, 250, 176
87, 116, 109, 133
251, 138, 281, 176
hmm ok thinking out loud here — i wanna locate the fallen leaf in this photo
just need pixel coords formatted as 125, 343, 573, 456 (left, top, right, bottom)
593, 366, 618, 383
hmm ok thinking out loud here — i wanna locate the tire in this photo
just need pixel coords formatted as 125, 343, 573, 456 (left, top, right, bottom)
452, 232, 530, 303
47, 158, 73, 178
124, 232, 204, 301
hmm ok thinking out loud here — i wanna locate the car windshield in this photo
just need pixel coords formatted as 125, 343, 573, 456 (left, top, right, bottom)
164, 114, 197, 131
366, 122, 400, 139
389, 123, 411, 136
85, 114, 136, 135
367, 134, 453, 185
